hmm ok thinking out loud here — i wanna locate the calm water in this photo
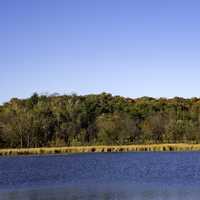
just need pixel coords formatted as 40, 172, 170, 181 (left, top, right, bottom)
0, 152, 200, 200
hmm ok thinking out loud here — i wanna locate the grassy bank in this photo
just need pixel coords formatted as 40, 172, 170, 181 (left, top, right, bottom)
1, 144, 200, 156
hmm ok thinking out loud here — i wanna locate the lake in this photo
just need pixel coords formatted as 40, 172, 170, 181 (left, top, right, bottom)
0, 152, 200, 200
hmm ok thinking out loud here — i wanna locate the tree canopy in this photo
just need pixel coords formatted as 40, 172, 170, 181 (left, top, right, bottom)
1, 93, 200, 148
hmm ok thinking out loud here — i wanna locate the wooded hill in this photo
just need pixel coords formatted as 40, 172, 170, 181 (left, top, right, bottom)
1, 93, 200, 148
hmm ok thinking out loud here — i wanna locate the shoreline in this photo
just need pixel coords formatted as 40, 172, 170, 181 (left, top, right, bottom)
1, 144, 200, 156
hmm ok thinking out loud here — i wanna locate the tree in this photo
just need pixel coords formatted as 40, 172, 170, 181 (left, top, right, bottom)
1, 93, 200, 148
141, 112, 168, 143
96, 113, 136, 145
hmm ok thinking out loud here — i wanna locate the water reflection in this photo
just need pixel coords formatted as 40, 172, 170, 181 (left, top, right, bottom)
1, 153, 200, 200
1, 184, 200, 200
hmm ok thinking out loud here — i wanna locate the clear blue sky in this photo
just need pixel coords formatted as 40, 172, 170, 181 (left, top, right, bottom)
1, 0, 200, 104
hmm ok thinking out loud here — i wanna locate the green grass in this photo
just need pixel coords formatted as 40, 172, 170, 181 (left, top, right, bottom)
1, 143, 200, 156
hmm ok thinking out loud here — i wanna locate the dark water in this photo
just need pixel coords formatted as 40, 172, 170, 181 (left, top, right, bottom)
1, 152, 200, 200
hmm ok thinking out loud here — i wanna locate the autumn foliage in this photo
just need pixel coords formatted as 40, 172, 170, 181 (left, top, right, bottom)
1, 93, 200, 148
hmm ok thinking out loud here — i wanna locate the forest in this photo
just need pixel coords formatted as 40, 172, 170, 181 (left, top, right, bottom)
0, 93, 200, 148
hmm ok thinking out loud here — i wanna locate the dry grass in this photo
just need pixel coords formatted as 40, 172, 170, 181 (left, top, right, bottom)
1, 144, 200, 156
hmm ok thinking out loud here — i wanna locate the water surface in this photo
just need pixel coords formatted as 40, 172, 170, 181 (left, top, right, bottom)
0, 152, 200, 200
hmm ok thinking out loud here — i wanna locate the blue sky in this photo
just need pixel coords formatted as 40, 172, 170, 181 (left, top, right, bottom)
1, 0, 200, 104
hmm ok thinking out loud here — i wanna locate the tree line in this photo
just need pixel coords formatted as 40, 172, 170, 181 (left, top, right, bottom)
1, 93, 200, 148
